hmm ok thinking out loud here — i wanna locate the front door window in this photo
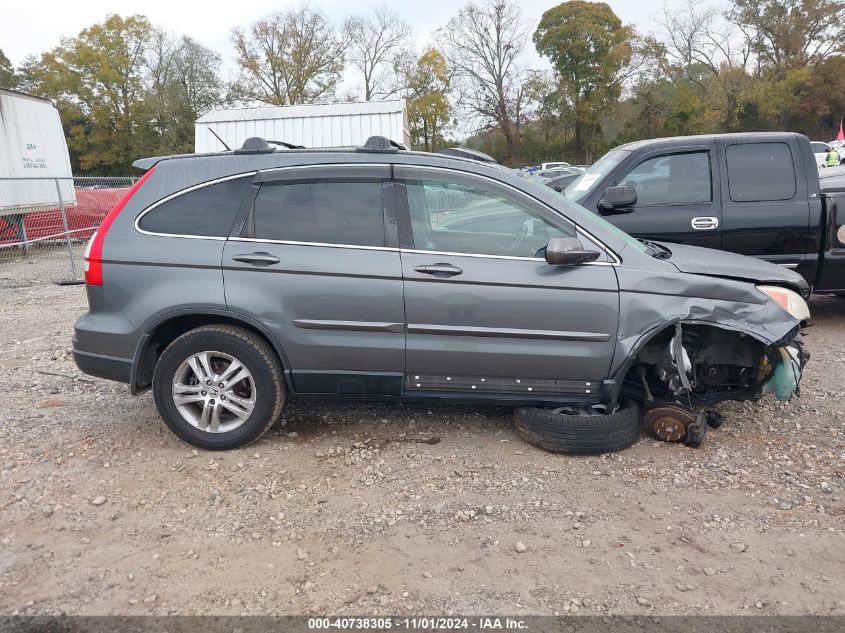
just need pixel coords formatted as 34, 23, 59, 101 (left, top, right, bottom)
405, 179, 575, 258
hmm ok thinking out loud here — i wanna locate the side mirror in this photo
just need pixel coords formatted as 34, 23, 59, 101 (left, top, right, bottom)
545, 237, 601, 266
598, 185, 637, 215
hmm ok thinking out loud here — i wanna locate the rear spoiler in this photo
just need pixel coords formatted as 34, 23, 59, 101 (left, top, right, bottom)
132, 153, 200, 170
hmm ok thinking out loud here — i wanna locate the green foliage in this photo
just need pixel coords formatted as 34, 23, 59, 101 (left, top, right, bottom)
400, 48, 451, 151
21, 15, 224, 174
0, 49, 18, 89
22, 15, 153, 173
533, 1, 634, 162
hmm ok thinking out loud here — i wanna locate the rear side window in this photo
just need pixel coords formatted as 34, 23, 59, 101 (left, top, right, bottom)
726, 142, 796, 202
138, 176, 250, 237
252, 179, 385, 247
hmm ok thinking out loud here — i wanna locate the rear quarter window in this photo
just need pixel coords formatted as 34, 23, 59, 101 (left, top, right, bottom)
137, 176, 251, 237
726, 142, 796, 202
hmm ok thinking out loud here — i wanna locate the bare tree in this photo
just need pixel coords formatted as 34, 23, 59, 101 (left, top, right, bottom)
344, 7, 411, 101
232, 6, 347, 105
437, 0, 529, 162
656, 0, 752, 89
728, 0, 845, 70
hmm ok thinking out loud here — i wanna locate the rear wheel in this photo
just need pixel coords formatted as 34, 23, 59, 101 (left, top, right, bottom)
152, 325, 286, 450
514, 401, 641, 455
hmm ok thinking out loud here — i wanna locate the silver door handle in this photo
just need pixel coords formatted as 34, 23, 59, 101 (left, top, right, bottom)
232, 252, 280, 266
414, 263, 463, 277
691, 217, 719, 230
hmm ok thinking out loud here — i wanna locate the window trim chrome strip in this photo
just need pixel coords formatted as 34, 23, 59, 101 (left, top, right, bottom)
228, 237, 399, 252
134, 172, 257, 240
395, 164, 621, 265
132, 162, 622, 266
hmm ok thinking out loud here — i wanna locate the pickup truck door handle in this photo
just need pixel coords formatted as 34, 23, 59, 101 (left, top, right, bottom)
231, 252, 281, 266
413, 263, 463, 277
691, 216, 719, 230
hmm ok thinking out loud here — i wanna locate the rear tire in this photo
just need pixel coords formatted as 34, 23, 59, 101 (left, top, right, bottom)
514, 401, 641, 455
152, 325, 286, 450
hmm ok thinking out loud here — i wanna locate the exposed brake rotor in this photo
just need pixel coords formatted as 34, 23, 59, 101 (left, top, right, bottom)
643, 403, 708, 447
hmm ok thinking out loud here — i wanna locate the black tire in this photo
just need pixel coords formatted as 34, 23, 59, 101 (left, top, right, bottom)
514, 401, 641, 455
152, 325, 286, 450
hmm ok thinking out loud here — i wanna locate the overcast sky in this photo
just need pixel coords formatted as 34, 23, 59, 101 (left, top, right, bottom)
1, 0, 730, 78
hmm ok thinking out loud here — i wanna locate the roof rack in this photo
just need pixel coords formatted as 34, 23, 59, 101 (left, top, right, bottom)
356, 135, 407, 153
437, 147, 497, 164
267, 139, 306, 149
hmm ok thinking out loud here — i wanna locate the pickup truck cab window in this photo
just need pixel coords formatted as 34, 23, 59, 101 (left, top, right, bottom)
405, 178, 575, 258
726, 142, 797, 202
618, 152, 711, 206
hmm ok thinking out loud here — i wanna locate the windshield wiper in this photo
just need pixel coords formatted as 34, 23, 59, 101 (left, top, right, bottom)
638, 239, 672, 260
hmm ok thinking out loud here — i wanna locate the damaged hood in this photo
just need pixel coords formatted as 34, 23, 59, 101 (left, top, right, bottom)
658, 242, 810, 296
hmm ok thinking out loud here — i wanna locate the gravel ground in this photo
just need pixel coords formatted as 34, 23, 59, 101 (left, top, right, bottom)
1, 251, 844, 616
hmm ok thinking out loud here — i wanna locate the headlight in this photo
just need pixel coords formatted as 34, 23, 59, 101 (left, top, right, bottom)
757, 285, 810, 321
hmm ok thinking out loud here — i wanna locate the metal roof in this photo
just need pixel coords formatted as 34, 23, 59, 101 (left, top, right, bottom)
197, 100, 406, 123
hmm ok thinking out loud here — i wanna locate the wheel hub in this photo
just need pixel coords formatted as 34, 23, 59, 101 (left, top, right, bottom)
643, 403, 707, 447
172, 351, 256, 434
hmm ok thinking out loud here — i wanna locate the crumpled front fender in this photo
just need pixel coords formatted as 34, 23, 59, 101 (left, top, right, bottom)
609, 267, 802, 388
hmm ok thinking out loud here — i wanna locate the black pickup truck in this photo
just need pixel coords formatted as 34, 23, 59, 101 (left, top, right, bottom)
561, 132, 845, 294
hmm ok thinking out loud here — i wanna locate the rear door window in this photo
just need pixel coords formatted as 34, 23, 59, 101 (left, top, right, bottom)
726, 142, 796, 202
252, 179, 385, 247
619, 152, 711, 206
138, 176, 251, 237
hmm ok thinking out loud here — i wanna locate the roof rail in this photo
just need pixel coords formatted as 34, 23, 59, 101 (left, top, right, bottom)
437, 147, 497, 164
267, 139, 306, 149
357, 135, 407, 153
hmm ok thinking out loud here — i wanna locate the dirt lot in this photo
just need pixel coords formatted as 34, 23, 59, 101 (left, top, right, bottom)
1, 252, 844, 617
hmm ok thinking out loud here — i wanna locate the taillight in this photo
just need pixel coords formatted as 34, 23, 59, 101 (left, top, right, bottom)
85, 166, 156, 285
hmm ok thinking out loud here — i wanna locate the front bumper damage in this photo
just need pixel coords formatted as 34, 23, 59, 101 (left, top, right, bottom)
761, 341, 806, 401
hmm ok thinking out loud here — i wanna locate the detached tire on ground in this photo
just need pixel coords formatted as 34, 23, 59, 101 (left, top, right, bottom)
152, 325, 286, 450
514, 401, 641, 455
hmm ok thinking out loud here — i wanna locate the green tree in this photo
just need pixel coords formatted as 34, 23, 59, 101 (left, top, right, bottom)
144, 30, 225, 155
23, 14, 154, 173
0, 49, 18, 89
398, 48, 451, 151
533, 1, 635, 162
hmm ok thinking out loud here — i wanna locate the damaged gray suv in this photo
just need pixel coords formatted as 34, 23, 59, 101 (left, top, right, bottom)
73, 136, 809, 453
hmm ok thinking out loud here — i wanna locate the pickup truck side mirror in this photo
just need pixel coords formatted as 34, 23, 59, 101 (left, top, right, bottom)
598, 185, 637, 215
545, 237, 601, 266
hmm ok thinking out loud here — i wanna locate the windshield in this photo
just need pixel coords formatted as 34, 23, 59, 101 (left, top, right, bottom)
563, 149, 630, 200
514, 170, 647, 253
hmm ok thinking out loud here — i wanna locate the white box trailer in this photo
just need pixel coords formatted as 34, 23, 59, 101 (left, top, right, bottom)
195, 100, 411, 153
0, 89, 76, 216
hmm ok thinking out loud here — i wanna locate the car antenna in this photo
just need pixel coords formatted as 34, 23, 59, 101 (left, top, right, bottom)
209, 128, 231, 151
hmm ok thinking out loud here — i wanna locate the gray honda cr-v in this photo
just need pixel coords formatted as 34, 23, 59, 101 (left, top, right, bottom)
73, 137, 808, 453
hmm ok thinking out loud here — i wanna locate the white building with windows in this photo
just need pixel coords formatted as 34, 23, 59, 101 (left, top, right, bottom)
195, 100, 410, 153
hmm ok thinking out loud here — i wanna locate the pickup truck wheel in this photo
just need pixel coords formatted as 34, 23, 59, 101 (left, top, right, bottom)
514, 401, 641, 455
152, 325, 286, 450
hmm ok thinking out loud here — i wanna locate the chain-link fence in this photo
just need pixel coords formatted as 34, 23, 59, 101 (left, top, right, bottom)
0, 176, 136, 285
